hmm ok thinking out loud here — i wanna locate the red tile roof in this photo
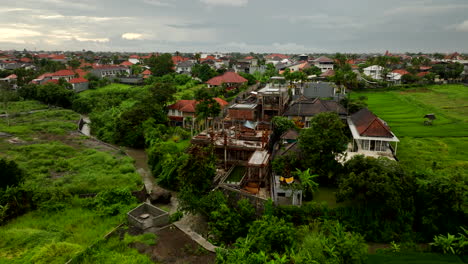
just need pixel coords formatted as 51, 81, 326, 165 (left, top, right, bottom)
417, 72, 430, 77
168, 98, 229, 113
172, 56, 189, 65
200, 55, 216, 62
92, 65, 125, 69
392, 69, 410, 76
315, 56, 334, 63
420, 66, 432, 71
244, 56, 254, 60
206, 72, 247, 86
36, 73, 54, 80
53, 69, 75, 76
19, 57, 32, 63
142, 69, 152, 75
129, 55, 140, 59
5, 74, 17, 79
120, 61, 133, 66
320, 69, 335, 77
265, 53, 290, 60
50, 54, 65, 60
74, 69, 88, 78
168, 100, 197, 113
69, 77, 89, 84
351, 108, 393, 138
214, 98, 228, 107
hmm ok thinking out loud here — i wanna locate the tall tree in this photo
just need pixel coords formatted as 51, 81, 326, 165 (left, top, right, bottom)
68, 59, 81, 70
149, 81, 176, 107
147, 53, 175, 77
195, 88, 221, 120
299, 112, 348, 180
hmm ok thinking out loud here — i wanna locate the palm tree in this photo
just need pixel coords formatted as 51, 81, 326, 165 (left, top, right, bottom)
294, 168, 319, 194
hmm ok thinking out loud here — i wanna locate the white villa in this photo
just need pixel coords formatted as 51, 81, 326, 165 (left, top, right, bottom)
343, 108, 399, 162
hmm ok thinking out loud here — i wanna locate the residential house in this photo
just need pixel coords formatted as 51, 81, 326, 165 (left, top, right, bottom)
313, 56, 334, 72
387, 69, 410, 85
120, 61, 134, 67
320, 69, 335, 78
142, 69, 152, 79
297, 82, 340, 99
51, 69, 76, 81
283, 96, 347, 128
167, 98, 228, 127
91, 65, 130, 78
363, 65, 385, 80
286, 61, 310, 73
128, 55, 140, 64
69, 77, 89, 92
271, 129, 302, 206
345, 108, 399, 161
206, 71, 248, 89
0, 74, 18, 89
265, 54, 290, 65
32, 73, 54, 84
175, 60, 194, 74
172, 56, 189, 65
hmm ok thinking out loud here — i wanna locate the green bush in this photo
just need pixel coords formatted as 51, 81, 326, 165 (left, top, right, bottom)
91, 188, 137, 216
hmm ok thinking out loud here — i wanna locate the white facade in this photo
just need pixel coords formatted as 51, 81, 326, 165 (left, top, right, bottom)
314, 61, 334, 72
128, 58, 140, 64
387, 72, 402, 84
363, 65, 385, 80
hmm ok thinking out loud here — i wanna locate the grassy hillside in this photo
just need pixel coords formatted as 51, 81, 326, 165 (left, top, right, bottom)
0, 101, 149, 263
351, 85, 468, 175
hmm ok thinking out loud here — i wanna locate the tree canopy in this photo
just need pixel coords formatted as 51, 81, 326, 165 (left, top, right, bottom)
147, 53, 175, 77
298, 112, 348, 180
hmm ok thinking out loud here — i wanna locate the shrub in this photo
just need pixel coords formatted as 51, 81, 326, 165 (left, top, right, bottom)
92, 188, 137, 216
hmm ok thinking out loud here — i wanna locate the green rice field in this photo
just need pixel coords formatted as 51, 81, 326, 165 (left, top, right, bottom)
351, 85, 468, 175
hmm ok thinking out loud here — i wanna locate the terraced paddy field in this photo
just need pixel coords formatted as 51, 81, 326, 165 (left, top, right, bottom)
351, 85, 468, 175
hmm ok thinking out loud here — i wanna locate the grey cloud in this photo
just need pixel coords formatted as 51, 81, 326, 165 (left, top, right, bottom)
0, 0, 466, 52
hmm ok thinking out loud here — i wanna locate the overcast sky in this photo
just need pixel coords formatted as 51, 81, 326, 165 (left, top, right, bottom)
0, 0, 467, 53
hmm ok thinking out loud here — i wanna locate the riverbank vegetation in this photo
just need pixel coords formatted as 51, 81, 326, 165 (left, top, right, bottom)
0, 101, 151, 263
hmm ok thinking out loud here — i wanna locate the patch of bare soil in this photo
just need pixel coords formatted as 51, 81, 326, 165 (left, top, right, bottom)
131, 225, 216, 264
7, 137, 25, 144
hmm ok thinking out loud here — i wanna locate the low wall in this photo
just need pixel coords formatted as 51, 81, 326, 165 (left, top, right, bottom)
219, 184, 267, 216
127, 203, 169, 230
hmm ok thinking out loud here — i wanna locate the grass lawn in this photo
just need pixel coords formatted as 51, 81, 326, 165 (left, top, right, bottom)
351, 85, 468, 175
366, 252, 465, 264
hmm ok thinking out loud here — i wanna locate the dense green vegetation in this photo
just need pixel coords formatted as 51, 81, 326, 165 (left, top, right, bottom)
0, 101, 151, 263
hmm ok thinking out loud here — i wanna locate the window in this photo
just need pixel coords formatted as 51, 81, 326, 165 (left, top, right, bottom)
361, 140, 369, 150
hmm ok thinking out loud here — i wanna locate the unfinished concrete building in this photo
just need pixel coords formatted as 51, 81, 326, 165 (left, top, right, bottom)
257, 83, 290, 121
